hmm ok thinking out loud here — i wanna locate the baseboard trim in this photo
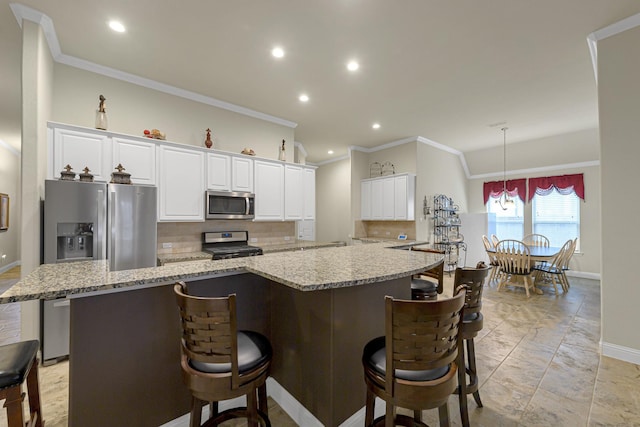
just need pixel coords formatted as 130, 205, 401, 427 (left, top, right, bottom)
601, 342, 640, 365
0, 261, 20, 275
267, 377, 324, 426
566, 270, 600, 281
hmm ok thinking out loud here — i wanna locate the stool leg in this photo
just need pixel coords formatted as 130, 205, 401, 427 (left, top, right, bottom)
437, 403, 450, 427
246, 388, 259, 427
384, 401, 394, 427
467, 339, 482, 407
258, 382, 268, 416
3, 385, 25, 427
457, 345, 469, 427
365, 388, 375, 427
189, 397, 203, 427
26, 359, 44, 427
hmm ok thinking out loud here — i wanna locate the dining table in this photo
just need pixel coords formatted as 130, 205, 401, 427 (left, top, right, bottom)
486, 244, 562, 294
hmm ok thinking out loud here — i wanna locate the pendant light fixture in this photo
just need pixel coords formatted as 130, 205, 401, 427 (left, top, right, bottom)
498, 127, 514, 210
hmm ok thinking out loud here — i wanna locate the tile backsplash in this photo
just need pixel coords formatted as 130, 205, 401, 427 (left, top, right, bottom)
157, 220, 296, 254
354, 220, 416, 240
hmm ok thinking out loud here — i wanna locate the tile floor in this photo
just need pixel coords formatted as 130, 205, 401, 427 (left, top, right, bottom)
0, 266, 639, 426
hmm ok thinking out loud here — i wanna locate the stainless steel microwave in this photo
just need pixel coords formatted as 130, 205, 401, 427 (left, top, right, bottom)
205, 190, 255, 220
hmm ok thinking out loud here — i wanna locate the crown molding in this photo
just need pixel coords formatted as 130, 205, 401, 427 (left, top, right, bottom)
587, 12, 640, 83
468, 160, 600, 180
10, 3, 297, 130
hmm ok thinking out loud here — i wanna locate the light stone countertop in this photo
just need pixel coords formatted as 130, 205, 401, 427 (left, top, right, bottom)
156, 251, 212, 265
257, 240, 346, 254
0, 242, 442, 303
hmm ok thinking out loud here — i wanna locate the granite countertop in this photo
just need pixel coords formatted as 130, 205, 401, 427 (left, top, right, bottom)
1, 242, 442, 303
157, 251, 212, 265
258, 240, 346, 254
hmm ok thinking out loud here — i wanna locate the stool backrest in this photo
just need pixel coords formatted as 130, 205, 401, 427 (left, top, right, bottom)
174, 282, 240, 381
453, 266, 490, 316
384, 292, 466, 394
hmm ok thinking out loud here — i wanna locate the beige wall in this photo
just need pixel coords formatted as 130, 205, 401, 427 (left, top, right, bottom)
598, 25, 640, 361
52, 64, 295, 162
0, 143, 20, 271
316, 157, 351, 243
20, 20, 54, 340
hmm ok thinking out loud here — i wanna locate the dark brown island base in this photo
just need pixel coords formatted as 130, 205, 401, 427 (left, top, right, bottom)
2, 243, 442, 427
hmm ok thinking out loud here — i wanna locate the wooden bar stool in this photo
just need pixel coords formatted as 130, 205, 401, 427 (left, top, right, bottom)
0, 340, 44, 427
174, 282, 272, 427
409, 247, 445, 300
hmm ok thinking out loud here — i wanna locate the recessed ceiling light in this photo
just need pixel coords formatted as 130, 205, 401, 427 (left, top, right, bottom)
299, 94, 309, 102
108, 20, 126, 33
347, 60, 359, 71
372, 123, 381, 129
271, 47, 285, 58
328, 150, 334, 155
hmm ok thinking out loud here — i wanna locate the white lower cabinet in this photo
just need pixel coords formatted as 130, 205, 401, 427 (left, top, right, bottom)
50, 127, 111, 182
158, 145, 205, 221
112, 137, 157, 185
254, 160, 284, 221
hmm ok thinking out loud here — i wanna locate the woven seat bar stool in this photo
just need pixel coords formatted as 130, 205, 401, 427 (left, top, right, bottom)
0, 340, 44, 427
174, 282, 272, 427
362, 291, 467, 427
452, 266, 491, 426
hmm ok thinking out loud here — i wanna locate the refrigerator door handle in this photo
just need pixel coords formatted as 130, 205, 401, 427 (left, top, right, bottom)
109, 186, 116, 266
97, 189, 106, 261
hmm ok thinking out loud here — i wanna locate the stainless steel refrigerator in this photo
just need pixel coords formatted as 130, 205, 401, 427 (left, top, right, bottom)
42, 179, 157, 362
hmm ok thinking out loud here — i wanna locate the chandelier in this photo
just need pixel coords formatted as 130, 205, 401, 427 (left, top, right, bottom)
497, 127, 514, 210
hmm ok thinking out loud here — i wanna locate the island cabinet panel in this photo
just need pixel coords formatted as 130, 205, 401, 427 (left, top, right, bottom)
68, 273, 271, 427
269, 276, 411, 427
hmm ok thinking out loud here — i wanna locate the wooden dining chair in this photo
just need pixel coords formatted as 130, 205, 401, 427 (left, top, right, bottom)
522, 233, 550, 248
482, 235, 500, 283
494, 240, 534, 297
490, 234, 500, 248
533, 239, 572, 294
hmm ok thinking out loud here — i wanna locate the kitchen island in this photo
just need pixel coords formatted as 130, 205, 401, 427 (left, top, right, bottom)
3, 243, 442, 427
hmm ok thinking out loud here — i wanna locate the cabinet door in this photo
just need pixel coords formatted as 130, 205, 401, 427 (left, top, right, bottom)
361, 180, 372, 220
381, 177, 395, 220
254, 160, 284, 221
158, 145, 205, 221
207, 152, 231, 191
394, 175, 408, 220
231, 156, 254, 193
371, 179, 384, 219
303, 168, 316, 220
284, 164, 304, 220
112, 137, 157, 185
52, 128, 111, 182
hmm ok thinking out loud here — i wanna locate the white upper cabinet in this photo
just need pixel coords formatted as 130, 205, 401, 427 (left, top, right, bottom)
361, 180, 372, 220
207, 152, 231, 191
50, 126, 111, 182
254, 160, 284, 221
231, 156, 254, 193
361, 173, 415, 221
157, 145, 205, 221
284, 164, 304, 220
303, 167, 316, 220
112, 137, 157, 185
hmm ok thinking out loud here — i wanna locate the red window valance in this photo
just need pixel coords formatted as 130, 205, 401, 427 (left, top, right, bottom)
483, 179, 527, 204
528, 173, 584, 201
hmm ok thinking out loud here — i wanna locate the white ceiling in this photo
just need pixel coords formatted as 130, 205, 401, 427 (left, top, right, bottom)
3, 0, 640, 163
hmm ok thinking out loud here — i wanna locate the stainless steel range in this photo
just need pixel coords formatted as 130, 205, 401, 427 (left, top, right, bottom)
202, 231, 263, 260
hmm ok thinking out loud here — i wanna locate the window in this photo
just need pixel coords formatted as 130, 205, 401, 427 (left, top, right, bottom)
487, 195, 524, 240
532, 188, 580, 250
